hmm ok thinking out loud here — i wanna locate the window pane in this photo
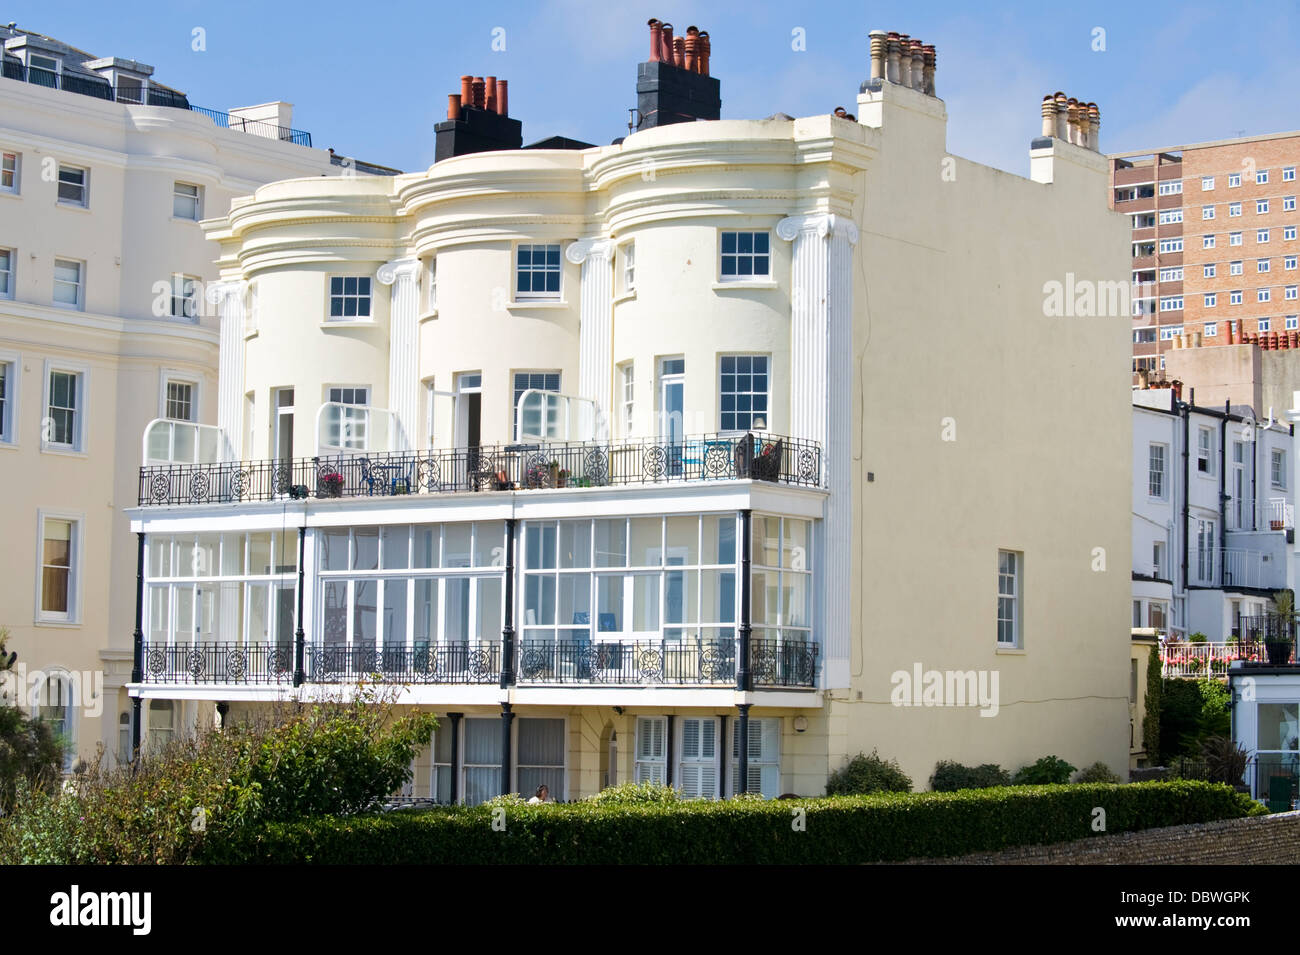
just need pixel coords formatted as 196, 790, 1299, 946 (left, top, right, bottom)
381, 526, 409, 570
477, 577, 502, 639
443, 525, 471, 568
353, 527, 379, 570
632, 575, 659, 631
559, 520, 591, 568
474, 522, 503, 567
594, 519, 627, 567
597, 576, 624, 631
629, 517, 661, 566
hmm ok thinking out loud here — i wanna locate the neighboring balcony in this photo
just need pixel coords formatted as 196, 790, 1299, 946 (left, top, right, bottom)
138, 432, 823, 507
1220, 547, 1287, 590
138, 637, 819, 689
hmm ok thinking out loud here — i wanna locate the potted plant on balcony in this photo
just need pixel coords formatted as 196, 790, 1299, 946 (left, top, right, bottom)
319, 471, 345, 498
1267, 590, 1296, 664
548, 459, 561, 487
557, 468, 570, 488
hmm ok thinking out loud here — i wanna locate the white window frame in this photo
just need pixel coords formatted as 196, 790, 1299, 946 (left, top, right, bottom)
1201, 176, 1215, 190
160, 373, 200, 422
1197, 426, 1215, 475
1229, 173, 1242, 188
1204, 321, 1217, 337
719, 354, 770, 433
427, 258, 437, 311
325, 385, 370, 450
42, 361, 88, 453
35, 509, 82, 625
512, 370, 561, 441
0, 246, 13, 299
1258, 229, 1271, 244
677, 716, 719, 799
56, 163, 87, 207
514, 243, 563, 301
327, 275, 373, 320
618, 361, 634, 437
1, 150, 19, 194
1203, 235, 1216, 250
1204, 264, 1217, 278
169, 273, 200, 320
1230, 232, 1243, 246
1204, 293, 1217, 307
719, 230, 772, 283
1257, 199, 1270, 215
1229, 202, 1242, 217
1286, 257, 1298, 271
1159, 326, 1184, 340
1158, 209, 1183, 224
1159, 296, 1183, 311
1158, 266, 1183, 282
1148, 443, 1167, 499
0, 351, 18, 445
1230, 260, 1244, 276
52, 258, 84, 309
731, 718, 781, 798
1287, 287, 1298, 301
1201, 205, 1215, 220
1272, 448, 1288, 490
172, 181, 201, 220
1257, 169, 1270, 184
1230, 291, 1243, 305
620, 241, 636, 295
1259, 289, 1271, 303
1286, 316, 1298, 332
1284, 167, 1297, 183
634, 716, 667, 785
1286, 226, 1298, 241
1158, 238, 1184, 254
1259, 318, 1272, 332
33, 670, 76, 771
996, 549, 1021, 648
1158, 181, 1183, 196
1259, 259, 1272, 273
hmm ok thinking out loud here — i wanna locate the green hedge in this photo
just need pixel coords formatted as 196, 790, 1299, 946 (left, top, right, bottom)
202, 780, 1263, 865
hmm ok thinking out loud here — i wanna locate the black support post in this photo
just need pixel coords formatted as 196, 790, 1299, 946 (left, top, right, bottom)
738, 509, 753, 692
718, 714, 728, 796
448, 712, 463, 805
500, 518, 517, 688
736, 703, 751, 794
499, 702, 515, 796
130, 532, 145, 761
665, 715, 675, 787
294, 525, 307, 687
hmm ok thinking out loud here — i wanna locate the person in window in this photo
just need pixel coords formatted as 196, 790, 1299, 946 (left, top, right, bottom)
527, 784, 550, 804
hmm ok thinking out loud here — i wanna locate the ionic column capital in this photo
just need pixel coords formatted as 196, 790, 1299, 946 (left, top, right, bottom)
377, 257, 421, 285
204, 279, 245, 307
776, 213, 859, 245
565, 238, 614, 265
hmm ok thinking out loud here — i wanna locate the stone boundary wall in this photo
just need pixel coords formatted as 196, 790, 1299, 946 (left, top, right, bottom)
907, 810, 1300, 864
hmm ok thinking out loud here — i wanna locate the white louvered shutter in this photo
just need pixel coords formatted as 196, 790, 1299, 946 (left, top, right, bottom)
732, 719, 781, 797
634, 716, 666, 784
679, 718, 717, 798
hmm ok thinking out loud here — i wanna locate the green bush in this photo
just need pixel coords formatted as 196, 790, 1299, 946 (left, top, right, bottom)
1012, 755, 1077, 785
587, 781, 680, 805
1074, 761, 1123, 784
1142, 645, 1162, 760
204, 781, 1263, 865
1160, 678, 1231, 761
930, 761, 1011, 792
0, 628, 65, 811
0, 693, 435, 864
825, 750, 912, 795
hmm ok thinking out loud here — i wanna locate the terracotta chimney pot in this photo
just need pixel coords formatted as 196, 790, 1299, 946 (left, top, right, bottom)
485, 76, 497, 114
648, 19, 663, 62
471, 77, 484, 109
660, 22, 674, 63
1054, 92, 1068, 140
909, 40, 924, 91
447, 93, 462, 120
699, 32, 710, 75
460, 75, 473, 108
684, 27, 698, 72
496, 79, 508, 116
898, 34, 912, 87
922, 44, 936, 95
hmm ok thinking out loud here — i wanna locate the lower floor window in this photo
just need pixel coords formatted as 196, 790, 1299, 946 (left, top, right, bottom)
148, 699, 175, 753
463, 717, 501, 806
678, 716, 718, 798
635, 716, 667, 784
517, 718, 565, 800
731, 718, 781, 798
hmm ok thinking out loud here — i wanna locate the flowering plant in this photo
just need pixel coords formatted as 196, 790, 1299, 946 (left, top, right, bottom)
321, 472, 345, 488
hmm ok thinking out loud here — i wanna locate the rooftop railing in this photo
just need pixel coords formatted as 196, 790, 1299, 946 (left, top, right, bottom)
137, 432, 823, 506
2, 60, 311, 146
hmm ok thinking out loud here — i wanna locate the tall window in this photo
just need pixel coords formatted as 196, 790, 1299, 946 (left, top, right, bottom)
515, 244, 561, 299
719, 355, 769, 432
751, 514, 812, 647
1153, 542, 1166, 578
619, 362, 634, 436
172, 181, 201, 220
635, 716, 667, 783
512, 371, 560, 441
328, 276, 372, 319
148, 699, 174, 753
47, 369, 81, 449
997, 550, 1020, 647
1, 151, 18, 193
516, 718, 565, 800
36, 674, 73, 770
1272, 448, 1287, 489
56, 164, 87, 206
0, 359, 12, 442
731, 718, 780, 797
678, 717, 718, 798
719, 231, 770, 281
326, 386, 369, 449
1148, 444, 1166, 498
463, 717, 502, 805
1197, 427, 1215, 474
620, 242, 636, 294
170, 274, 198, 319
1196, 520, 1216, 582
0, 248, 12, 297
165, 381, 194, 421
53, 259, 83, 308
39, 517, 76, 619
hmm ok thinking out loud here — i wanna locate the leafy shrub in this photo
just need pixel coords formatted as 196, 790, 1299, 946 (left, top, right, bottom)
1201, 735, 1249, 786
0, 628, 65, 811
588, 781, 680, 805
1160, 678, 1231, 761
1074, 761, 1123, 784
930, 761, 1011, 792
0, 692, 435, 864
207, 781, 1263, 865
1142, 645, 1162, 759
825, 750, 912, 795
1012, 756, 1077, 785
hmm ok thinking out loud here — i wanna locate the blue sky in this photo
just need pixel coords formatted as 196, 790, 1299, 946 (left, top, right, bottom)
9, 0, 1299, 175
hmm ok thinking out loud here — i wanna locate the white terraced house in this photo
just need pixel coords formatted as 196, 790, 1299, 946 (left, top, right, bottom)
1132, 384, 1299, 681
0, 23, 396, 771
126, 24, 1133, 800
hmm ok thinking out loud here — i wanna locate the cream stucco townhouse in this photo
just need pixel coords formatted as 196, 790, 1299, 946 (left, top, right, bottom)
127, 24, 1133, 798
0, 24, 397, 769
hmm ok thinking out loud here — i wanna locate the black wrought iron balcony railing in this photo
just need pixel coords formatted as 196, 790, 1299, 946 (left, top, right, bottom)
2, 61, 311, 145
137, 432, 823, 506
138, 638, 819, 688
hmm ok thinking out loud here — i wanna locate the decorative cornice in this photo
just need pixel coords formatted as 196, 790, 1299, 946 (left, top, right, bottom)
377, 257, 422, 285
776, 213, 859, 245
565, 238, 614, 264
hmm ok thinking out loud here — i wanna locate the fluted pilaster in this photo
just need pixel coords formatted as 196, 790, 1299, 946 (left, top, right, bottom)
378, 258, 422, 451
205, 279, 246, 461
566, 238, 614, 438
777, 213, 859, 689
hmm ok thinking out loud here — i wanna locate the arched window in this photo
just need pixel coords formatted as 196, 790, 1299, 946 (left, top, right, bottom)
35, 672, 74, 771
118, 711, 132, 765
